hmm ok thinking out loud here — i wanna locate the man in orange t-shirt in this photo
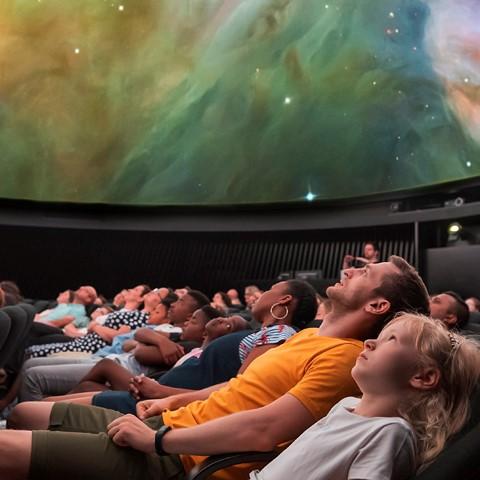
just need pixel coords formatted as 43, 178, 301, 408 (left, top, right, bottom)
1, 257, 429, 480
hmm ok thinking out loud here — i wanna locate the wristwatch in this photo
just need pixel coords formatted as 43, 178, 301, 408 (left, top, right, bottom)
155, 425, 172, 456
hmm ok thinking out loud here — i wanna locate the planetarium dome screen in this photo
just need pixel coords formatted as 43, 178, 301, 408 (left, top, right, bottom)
0, 0, 479, 205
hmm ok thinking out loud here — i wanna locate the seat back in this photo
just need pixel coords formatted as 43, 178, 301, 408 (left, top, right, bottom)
0, 311, 12, 359
468, 312, 480, 325
413, 384, 480, 479
32, 299, 57, 314
0, 304, 34, 369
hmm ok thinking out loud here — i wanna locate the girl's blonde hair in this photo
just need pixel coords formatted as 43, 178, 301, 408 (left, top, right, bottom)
387, 313, 480, 469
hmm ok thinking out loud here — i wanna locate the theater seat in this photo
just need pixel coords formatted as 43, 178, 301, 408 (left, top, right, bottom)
27, 299, 57, 314
0, 304, 35, 368
186, 451, 282, 480
468, 312, 480, 325
413, 385, 480, 480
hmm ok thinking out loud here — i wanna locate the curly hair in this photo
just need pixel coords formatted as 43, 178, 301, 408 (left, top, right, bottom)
284, 280, 318, 329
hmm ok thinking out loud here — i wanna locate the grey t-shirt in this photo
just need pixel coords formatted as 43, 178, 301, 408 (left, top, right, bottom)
250, 397, 416, 480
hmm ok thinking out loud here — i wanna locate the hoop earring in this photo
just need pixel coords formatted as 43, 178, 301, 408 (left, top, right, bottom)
270, 303, 289, 321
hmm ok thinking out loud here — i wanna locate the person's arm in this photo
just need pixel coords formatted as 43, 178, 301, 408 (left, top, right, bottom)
135, 381, 229, 417
238, 345, 276, 374
132, 331, 184, 365
63, 323, 86, 338
35, 309, 52, 319
139, 382, 194, 398
354, 257, 369, 265
122, 339, 138, 352
342, 254, 354, 270
108, 393, 315, 455
90, 324, 131, 343
133, 342, 184, 366
48, 316, 76, 328
133, 328, 167, 345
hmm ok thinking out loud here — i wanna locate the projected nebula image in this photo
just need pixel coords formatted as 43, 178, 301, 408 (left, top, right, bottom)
0, 0, 479, 205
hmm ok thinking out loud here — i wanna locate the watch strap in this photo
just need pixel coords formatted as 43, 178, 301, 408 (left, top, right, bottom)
155, 425, 172, 456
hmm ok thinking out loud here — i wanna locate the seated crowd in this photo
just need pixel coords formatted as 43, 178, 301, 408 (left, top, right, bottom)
0, 258, 479, 480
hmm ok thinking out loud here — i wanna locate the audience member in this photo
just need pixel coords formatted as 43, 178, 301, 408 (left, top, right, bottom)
227, 289, 244, 307
210, 291, 232, 311
138, 289, 209, 336
429, 291, 470, 330
238, 285, 263, 323
0, 280, 23, 305
342, 241, 380, 271
111, 285, 151, 310
466, 296, 480, 313
244, 285, 262, 308
34, 286, 97, 329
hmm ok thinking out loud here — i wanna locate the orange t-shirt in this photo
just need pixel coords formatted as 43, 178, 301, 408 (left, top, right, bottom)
162, 329, 363, 479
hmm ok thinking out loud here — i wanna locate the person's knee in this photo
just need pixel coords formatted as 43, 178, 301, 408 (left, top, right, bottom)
97, 358, 117, 371
7, 402, 51, 430
19, 367, 43, 402
7, 403, 33, 429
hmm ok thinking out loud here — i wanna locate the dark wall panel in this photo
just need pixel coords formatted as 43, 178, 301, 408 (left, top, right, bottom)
0, 224, 414, 300
424, 246, 480, 298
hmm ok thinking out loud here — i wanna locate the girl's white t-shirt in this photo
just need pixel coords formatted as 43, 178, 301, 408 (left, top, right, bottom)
250, 397, 416, 480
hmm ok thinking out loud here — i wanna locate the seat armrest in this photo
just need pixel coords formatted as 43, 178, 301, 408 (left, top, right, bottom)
186, 450, 281, 480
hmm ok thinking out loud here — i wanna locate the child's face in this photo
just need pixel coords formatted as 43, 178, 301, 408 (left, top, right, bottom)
147, 304, 168, 324
181, 310, 207, 342
352, 320, 420, 395
205, 316, 240, 339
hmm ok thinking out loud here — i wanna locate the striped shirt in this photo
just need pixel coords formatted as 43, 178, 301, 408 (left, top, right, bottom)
239, 324, 298, 363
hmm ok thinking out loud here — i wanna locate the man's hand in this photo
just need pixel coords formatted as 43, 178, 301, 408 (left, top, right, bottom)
342, 254, 354, 269
136, 398, 172, 420
158, 341, 184, 365
107, 414, 156, 453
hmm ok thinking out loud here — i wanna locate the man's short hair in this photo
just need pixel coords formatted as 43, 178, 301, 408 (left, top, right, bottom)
200, 305, 225, 321
372, 256, 430, 333
444, 291, 470, 329
186, 290, 210, 310
161, 291, 179, 308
